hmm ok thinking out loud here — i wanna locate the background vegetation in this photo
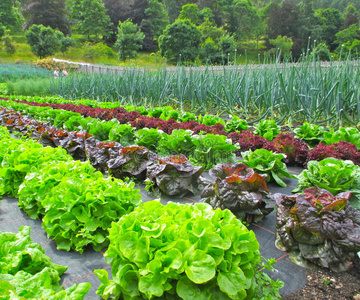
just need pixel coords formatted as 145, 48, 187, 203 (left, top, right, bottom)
0, 0, 359, 67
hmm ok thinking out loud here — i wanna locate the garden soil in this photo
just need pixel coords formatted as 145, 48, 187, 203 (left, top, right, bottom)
1, 166, 359, 299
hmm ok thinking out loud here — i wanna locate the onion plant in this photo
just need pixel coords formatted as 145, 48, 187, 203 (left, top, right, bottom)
42, 59, 360, 127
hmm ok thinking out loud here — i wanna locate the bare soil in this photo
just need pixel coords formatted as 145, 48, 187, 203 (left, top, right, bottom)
284, 255, 360, 300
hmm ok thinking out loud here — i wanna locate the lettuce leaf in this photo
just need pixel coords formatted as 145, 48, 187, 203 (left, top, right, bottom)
95, 201, 260, 299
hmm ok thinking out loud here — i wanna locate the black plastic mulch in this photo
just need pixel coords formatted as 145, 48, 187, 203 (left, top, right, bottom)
0, 166, 307, 299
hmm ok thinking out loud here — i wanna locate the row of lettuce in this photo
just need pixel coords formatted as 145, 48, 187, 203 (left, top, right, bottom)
1, 98, 360, 298
2, 95, 360, 170
0, 126, 283, 299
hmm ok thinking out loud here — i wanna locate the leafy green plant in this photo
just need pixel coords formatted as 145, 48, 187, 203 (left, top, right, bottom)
95, 200, 261, 299
200, 162, 275, 223
0, 226, 91, 299
323, 127, 360, 150
254, 258, 284, 299
293, 157, 360, 209
157, 129, 195, 157
108, 123, 136, 146
135, 128, 164, 151
293, 122, 326, 147
198, 114, 225, 126
41, 175, 142, 253
189, 134, 238, 171
108, 146, 158, 180
275, 187, 360, 272
224, 115, 248, 133
18, 160, 102, 219
145, 154, 203, 197
253, 120, 280, 141
0, 139, 71, 197
241, 149, 295, 187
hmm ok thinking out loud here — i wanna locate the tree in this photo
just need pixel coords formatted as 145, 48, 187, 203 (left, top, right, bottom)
25, 24, 62, 58
115, 19, 145, 61
103, 0, 148, 26
264, 0, 303, 57
3, 35, 16, 56
268, 35, 293, 59
178, 3, 201, 25
0, 0, 23, 33
221, 0, 261, 41
158, 19, 201, 63
72, 0, 112, 41
21, 0, 70, 35
143, 0, 169, 40
140, 0, 169, 50
315, 8, 344, 51
162, 0, 190, 22
343, 4, 360, 29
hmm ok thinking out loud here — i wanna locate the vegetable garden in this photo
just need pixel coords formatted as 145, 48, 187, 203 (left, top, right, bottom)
0, 59, 360, 299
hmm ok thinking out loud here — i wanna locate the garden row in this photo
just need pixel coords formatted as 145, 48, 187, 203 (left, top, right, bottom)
18, 61, 360, 126
2, 104, 360, 249
0, 126, 281, 299
2, 96, 360, 171
1, 102, 360, 298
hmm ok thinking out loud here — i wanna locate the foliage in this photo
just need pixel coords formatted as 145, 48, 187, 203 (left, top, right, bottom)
198, 114, 225, 126
95, 200, 261, 299
83, 42, 116, 61
146, 154, 203, 197
21, 0, 70, 35
272, 133, 309, 167
224, 115, 248, 133
41, 175, 142, 253
0, 0, 23, 33
143, 0, 169, 41
2, 31, 16, 56
268, 35, 293, 58
0, 138, 71, 197
275, 187, 360, 272
293, 122, 326, 147
18, 160, 101, 219
306, 141, 360, 166
241, 149, 295, 187
228, 131, 275, 156
323, 127, 360, 149
178, 3, 201, 25
0, 226, 91, 299
311, 42, 332, 61
25, 24, 62, 59
72, 0, 111, 41
294, 157, 360, 208
253, 119, 280, 141
200, 162, 275, 223
189, 134, 238, 171
135, 128, 164, 151
115, 19, 145, 61
157, 129, 195, 157
159, 19, 202, 63
107, 146, 158, 180
108, 123, 136, 146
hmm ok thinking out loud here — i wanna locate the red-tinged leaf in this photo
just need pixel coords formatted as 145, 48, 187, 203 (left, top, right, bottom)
6, 119, 14, 125
226, 174, 242, 184
246, 173, 270, 193
320, 198, 348, 214
121, 146, 144, 155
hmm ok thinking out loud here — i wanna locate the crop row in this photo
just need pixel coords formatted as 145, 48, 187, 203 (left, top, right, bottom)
42, 62, 360, 126
2, 97, 360, 170
0, 126, 282, 299
1, 106, 360, 297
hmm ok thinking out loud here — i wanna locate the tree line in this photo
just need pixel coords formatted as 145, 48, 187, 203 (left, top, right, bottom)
1, 0, 359, 64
